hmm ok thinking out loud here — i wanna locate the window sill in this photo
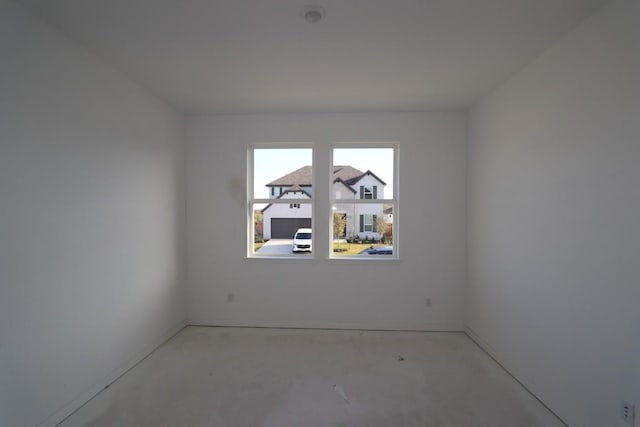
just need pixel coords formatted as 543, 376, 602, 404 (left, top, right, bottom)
244, 255, 318, 262
328, 256, 401, 262
244, 255, 401, 263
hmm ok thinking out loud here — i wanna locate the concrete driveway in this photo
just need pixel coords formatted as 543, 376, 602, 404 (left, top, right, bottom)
256, 239, 312, 256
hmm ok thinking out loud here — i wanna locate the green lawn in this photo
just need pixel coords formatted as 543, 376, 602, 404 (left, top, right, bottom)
253, 241, 386, 255
332, 242, 388, 256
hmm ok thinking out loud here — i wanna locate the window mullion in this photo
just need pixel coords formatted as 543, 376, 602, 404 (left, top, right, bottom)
331, 199, 394, 204
253, 198, 312, 204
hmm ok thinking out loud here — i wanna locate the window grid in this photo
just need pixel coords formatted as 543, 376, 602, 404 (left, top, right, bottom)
330, 144, 398, 259
248, 144, 398, 259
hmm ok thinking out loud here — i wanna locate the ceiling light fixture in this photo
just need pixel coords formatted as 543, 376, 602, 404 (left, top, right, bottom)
302, 5, 325, 23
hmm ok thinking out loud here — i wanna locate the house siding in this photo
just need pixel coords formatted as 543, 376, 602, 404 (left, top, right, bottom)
262, 191, 312, 240
336, 174, 386, 240
262, 168, 387, 241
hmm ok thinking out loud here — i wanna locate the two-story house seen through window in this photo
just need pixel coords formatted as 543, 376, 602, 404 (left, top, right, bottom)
249, 145, 396, 258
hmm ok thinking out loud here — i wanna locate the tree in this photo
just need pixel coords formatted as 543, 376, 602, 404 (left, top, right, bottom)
333, 213, 347, 239
376, 213, 387, 243
333, 213, 347, 252
254, 210, 263, 242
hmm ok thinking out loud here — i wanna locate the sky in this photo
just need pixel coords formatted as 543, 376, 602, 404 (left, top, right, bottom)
253, 148, 394, 200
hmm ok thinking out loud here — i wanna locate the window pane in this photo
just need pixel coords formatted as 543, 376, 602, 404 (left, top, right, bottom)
251, 147, 313, 257
333, 148, 394, 199
332, 203, 394, 256
254, 148, 313, 200
252, 202, 313, 256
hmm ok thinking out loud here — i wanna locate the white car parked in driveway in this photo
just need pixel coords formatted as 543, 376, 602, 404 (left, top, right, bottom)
292, 228, 312, 253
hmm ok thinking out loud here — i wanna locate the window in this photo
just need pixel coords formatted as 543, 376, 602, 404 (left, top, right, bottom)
248, 146, 313, 257
362, 186, 374, 199
248, 144, 397, 259
331, 145, 397, 258
362, 214, 374, 232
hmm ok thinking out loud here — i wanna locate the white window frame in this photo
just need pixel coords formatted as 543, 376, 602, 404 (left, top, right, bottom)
247, 144, 315, 258
363, 214, 374, 232
363, 185, 374, 199
330, 143, 399, 259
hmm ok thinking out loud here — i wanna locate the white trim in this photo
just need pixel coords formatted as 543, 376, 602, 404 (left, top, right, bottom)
253, 198, 312, 204
190, 320, 464, 332
329, 143, 399, 259
247, 144, 315, 258
332, 198, 395, 204
363, 185, 374, 199
247, 142, 399, 259
363, 214, 374, 232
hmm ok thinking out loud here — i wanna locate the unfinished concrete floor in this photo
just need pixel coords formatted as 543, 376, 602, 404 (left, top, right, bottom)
60, 327, 564, 427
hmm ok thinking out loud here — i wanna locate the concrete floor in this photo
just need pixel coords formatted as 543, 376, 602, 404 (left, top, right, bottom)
60, 327, 565, 427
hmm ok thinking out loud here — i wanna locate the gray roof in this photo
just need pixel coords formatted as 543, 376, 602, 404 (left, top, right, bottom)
266, 166, 313, 187
333, 165, 367, 185
267, 165, 380, 187
261, 185, 312, 213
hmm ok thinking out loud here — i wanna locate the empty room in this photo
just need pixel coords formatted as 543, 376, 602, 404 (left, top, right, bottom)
1, 0, 638, 426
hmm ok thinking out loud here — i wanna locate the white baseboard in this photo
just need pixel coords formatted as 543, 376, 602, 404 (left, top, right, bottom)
40, 319, 188, 427
188, 318, 464, 332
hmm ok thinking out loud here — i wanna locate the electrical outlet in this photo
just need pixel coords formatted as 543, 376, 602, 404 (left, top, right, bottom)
621, 401, 635, 426
425, 297, 431, 307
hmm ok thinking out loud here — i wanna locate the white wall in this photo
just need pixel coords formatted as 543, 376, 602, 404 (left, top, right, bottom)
0, 2, 186, 426
187, 112, 466, 330
466, 1, 640, 426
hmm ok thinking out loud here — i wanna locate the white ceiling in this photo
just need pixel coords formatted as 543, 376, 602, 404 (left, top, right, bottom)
18, 0, 607, 114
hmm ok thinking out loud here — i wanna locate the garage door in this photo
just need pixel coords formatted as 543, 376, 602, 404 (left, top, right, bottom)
271, 218, 312, 239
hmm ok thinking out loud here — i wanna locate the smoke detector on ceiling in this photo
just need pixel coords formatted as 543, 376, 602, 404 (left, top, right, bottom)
302, 5, 326, 23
